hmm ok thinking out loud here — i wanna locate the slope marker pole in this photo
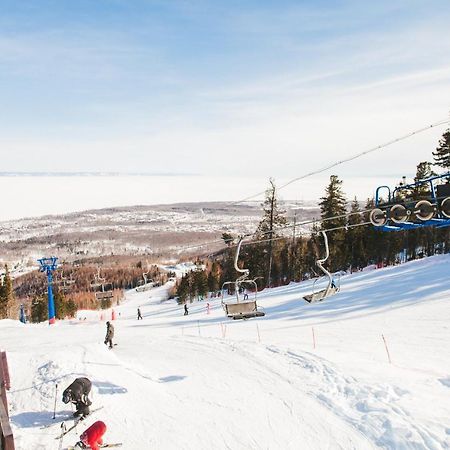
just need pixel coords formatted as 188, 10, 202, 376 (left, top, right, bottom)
382, 334, 392, 364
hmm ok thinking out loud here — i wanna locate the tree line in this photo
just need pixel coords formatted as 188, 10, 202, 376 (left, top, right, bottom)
178, 129, 450, 297
10, 261, 166, 322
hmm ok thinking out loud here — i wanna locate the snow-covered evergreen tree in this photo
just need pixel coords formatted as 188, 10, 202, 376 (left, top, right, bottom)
432, 130, 450, 171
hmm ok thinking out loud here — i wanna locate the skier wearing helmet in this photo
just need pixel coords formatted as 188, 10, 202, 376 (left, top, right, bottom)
62, 377, 92, 418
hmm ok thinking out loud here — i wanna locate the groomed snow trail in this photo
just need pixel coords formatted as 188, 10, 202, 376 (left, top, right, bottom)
3, 254, 450, 449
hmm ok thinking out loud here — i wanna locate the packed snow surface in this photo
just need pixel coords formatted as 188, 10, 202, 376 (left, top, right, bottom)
2, 255, 450, 449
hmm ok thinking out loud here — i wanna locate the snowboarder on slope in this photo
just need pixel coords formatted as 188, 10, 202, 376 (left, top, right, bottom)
104, 321, 114, 349
184, 304, 189, 315
62, 377, 92, 418
74, 420, 107, 450
137, 307, 143, 320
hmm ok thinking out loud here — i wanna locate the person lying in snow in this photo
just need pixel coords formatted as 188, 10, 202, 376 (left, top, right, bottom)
62, 377, 92, 418
74, 420, 107, 450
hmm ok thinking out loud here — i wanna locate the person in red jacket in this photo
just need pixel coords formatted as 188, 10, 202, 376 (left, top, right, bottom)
75, 420, 106, 450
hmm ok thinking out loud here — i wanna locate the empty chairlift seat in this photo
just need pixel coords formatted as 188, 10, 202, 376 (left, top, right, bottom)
303, 284, 339, 303
223, 300, 265, 320
303, 231, 340, 303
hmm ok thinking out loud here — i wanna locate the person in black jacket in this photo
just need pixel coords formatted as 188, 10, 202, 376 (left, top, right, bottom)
62, 377, 92, 417
104, 321, 114, 349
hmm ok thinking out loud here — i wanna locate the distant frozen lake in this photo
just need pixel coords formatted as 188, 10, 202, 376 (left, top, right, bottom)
0, 174, 400, 221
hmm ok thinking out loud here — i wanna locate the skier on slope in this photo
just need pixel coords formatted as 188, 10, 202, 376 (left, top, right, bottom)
74, 420, 107, 450
137, 307, 143, 320
62, 377, 92, 418
104, 321, 114, 349
184, 304, 189, 316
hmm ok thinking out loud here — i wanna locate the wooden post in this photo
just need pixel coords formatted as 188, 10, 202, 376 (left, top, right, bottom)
0, 351, 14, 449
0, 354, 7, 412
0, 397, 15, 450
0, 353, 10, 391
382, 334, 392, 364
256, 324, 261, 343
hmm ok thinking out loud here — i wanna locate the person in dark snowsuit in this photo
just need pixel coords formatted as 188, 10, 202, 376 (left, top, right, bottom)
184, 304, 189, 316
137, 308, 143, 320
62, 377, 92, 418
104, 321, 114, 349
75, 420, 107, 450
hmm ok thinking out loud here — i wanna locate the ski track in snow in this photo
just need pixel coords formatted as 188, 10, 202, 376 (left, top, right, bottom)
3, 254, 450, 449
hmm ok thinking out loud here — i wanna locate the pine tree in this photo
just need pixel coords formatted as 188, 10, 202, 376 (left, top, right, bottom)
290, 236, 308, 282
194, 270, 208, 300
207, 262, 220, 293
318, 176, 347, 271
30, 296, 48, 323
65, 299, 77, 318
432, 130, 450, 171
0, 265, 14, 319
54, 289, 66, 319
319, 176, 347, 229
346, 198, 366, 271
256, 178, 287, 286
412, 161, 434, 199
177, 273, 191, 303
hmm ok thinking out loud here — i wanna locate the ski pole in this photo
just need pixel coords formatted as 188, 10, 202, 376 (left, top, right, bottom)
53, 383, 58, 419
58, 422, 66, 450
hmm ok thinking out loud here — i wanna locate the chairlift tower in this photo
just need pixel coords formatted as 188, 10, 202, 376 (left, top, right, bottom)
37, 257, 58, 325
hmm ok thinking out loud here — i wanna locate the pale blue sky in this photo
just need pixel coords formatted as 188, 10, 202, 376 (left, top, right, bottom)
0, 0, 449, 178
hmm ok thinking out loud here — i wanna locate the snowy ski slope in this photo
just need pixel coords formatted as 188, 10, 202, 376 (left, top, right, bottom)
2, 254, 450, 449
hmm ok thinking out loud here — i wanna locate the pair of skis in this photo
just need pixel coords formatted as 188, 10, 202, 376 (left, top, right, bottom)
55, 407, 104, 439
64, 444, 122, 449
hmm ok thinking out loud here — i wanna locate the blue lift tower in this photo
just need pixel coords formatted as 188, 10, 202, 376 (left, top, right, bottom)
37, 257, 58, 325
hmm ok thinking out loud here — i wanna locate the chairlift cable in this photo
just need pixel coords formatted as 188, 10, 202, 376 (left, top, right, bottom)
171, 214, 373, 255
165, 182, 450, 254
241, 221, 372, 248
229, 117, 450, 206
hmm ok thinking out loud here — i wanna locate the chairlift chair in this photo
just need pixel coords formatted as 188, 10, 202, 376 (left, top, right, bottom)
91, 267, 114, 300
57, 269, 76, 293
303, 231, 340, 303
221, 237, 265, 320
136, 271, 154, 292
